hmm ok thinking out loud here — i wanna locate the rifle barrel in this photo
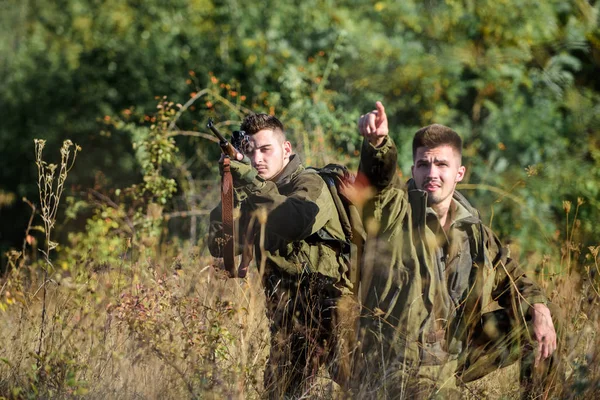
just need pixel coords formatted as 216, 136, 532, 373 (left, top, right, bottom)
207, 118, 236, 157
207, 118, 228, 143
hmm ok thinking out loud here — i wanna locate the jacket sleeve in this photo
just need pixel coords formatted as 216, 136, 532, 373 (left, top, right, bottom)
485, 226, 548, 316
358, 136, 399, 190
241, 171, 338, 244
359, 136, 409, 236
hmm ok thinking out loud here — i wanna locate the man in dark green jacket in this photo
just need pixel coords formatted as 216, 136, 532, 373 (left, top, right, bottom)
208, 113, 354, 398
354, 102, 557, 397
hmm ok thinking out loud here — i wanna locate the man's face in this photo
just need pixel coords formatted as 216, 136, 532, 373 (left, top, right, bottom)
246, 129, 292, 180
411, 145, 465, 208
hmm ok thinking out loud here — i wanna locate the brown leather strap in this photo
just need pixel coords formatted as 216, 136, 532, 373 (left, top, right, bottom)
221, 156, 236, 276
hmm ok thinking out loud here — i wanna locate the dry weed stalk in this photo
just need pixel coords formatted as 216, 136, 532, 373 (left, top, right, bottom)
33, 139, 80, 372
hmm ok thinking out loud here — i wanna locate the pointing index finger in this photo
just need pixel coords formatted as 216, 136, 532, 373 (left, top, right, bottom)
375, 101, 387, 123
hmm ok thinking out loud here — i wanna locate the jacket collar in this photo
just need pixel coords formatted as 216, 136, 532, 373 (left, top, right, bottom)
406, 179, 480, 228
451, 190, 481, 227
271, 154, 304, 186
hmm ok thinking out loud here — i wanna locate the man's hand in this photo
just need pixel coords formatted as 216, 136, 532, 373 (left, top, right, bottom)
219, 152, 244, 163
358, 101, 388, 147
531, 303, 557, 364
219, 152, 259, 188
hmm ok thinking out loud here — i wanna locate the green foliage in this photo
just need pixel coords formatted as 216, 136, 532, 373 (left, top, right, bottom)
119, 99, 179, 206
62, 204, 129, 273
2, 0, 599, 266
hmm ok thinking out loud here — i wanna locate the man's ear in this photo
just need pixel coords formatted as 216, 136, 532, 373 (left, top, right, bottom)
411, 165, 415, 178
283, 141, 292, 160
456, 165, 466, 182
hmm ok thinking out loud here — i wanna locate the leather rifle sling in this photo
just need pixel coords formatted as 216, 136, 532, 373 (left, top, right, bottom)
221, 156, 236, 276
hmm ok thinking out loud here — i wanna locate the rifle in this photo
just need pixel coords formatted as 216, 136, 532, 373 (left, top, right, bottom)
207, 118, 250, 278
207, 118, 237, 158
207, 118, 249, 157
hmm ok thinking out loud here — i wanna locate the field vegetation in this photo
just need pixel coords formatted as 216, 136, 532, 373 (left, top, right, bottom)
1, 0, 600, 398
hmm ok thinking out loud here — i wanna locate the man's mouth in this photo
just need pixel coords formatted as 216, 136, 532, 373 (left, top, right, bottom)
424, 182, 440, 191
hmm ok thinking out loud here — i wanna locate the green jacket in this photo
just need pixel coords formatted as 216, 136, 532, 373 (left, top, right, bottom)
357, 137, 547, 368
208, 154, 352, 294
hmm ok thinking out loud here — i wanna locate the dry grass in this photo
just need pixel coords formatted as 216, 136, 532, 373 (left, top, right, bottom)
1, 217, 600, 398
0, 251, 271, 399
2, 246, 599, 399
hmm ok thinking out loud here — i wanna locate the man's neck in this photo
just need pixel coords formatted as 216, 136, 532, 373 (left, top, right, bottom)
432, 201, 453, 232
269, 156, 293, 183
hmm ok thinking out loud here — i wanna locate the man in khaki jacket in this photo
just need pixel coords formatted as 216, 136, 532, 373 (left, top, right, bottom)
208, 113, 354, 398
354, 102, 557, 397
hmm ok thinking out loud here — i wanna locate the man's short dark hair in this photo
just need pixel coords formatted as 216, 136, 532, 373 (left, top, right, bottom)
412, 124, 463, 160
240, 113, 285, 137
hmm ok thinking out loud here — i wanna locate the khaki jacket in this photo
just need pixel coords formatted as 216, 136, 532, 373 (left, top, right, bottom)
358, 137, 547, 368
209, 154, 352, 294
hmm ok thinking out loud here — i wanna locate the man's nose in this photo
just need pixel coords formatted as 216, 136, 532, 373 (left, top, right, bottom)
426, 164, 440, 179
426, 164, 436, 176
250, 152, 261, 166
